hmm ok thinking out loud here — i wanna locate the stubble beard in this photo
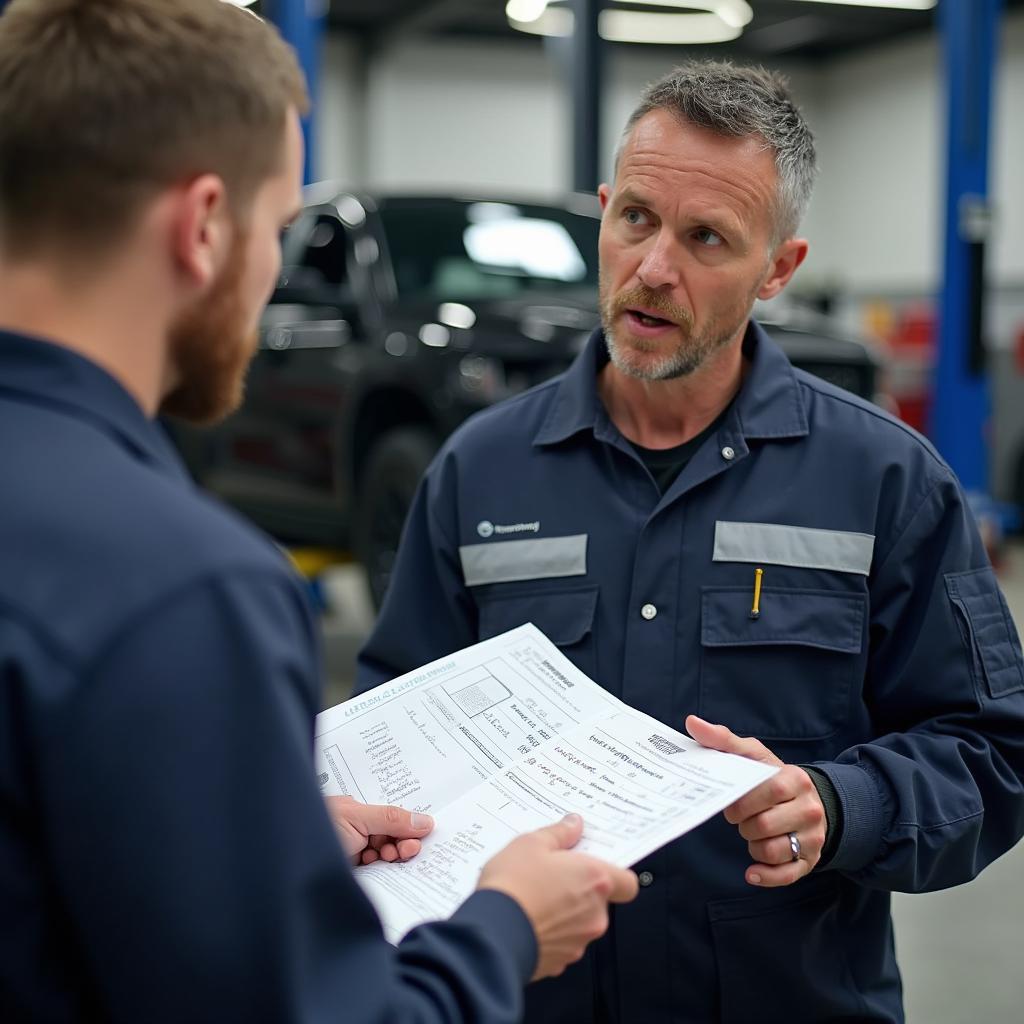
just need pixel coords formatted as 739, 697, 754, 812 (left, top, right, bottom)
599, 272, 755, 382
160, 230, 258, 426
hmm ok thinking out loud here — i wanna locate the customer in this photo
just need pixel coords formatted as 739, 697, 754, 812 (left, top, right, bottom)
0, 2, 637, 1021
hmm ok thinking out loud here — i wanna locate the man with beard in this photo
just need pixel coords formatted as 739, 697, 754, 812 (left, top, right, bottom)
0, 2, 639, 1022
357, 62, 1024, 1022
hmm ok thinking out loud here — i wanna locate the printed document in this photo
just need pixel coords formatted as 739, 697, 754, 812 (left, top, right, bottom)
315, 624, 777, 943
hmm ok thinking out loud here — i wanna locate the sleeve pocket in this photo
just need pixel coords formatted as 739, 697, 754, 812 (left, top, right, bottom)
946, 568, 1024, 699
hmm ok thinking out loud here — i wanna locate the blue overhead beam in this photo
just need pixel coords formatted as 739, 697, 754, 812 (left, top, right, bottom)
933, 0, 1002, 494
266, 0, 327, 184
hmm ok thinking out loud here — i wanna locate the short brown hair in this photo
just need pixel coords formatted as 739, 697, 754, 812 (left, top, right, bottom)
0, 0, 309, 261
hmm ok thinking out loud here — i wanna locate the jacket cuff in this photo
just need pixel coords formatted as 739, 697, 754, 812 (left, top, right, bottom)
808, 761, 885, 873
450, 889, 538, 983
800, 766, 843, 868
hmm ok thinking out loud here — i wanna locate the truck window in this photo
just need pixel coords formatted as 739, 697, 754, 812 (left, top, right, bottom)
378, 199, 600, 303
278, 210, 354, 304
303, 213, 349, 288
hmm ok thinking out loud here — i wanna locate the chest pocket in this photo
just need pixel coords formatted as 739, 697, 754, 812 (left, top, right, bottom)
476, 584, 599, 680
698, 586, 865, 741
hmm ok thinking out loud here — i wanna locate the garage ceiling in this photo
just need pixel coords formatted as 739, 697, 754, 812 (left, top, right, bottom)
318, 0, 1023, 61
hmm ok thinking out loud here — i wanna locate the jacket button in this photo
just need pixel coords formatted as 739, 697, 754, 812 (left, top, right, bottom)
638, 871, 655, 888
721, 445, 736, 461
641, 603, 657, 620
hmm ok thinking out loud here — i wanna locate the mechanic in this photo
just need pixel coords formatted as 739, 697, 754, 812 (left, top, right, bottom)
357, 61, 1024, 1022
0, 2, 637, 1021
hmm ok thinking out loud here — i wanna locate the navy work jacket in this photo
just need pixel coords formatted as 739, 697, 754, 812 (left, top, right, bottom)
358, 324, 1024, 1024
0, 331, 537, 1023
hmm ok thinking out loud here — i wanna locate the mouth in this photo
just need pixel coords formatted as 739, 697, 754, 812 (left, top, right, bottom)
623, 308, 677, 335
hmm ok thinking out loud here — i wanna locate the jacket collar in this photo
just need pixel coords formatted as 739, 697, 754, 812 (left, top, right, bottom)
533, 320, 809, 447
0, 330, 191, 481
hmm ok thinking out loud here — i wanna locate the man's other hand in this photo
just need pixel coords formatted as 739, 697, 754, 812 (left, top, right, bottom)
477, 813, 639, 980
685, 715, 827, 887
325, 795, 434, 865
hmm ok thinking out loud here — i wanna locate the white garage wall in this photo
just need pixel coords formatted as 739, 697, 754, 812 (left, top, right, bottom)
314, 9, 1023, 293
807, 9, 1024, 294
804, 32, 942, 294
314, 34, 364, 186
991, 12, 1024, 288
366, 39, 568, 195
317, 35, 822, 199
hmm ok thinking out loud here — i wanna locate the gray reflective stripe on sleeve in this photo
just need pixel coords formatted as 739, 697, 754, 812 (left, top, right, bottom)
713, 521, 875, 576
459, 535, 588, 587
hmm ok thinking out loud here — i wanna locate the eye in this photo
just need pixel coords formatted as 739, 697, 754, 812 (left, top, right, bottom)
695, 227, 724, 247
623, 208, 649, 227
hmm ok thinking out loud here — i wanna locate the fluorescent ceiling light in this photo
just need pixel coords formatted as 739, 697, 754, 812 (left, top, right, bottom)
790, 0, 935, 8
507, 2, 753, 44
639, 0, 753, 29
508, 6, 571, 36
603, 11, 743, 44
506, 0, 549, 21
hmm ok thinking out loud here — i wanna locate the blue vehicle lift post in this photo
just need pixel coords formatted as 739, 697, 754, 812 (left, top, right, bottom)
933, 0, 1003, 499
266, 0, 328, 184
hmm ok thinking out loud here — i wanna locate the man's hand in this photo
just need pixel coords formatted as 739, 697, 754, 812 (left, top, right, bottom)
685, 715, 827, 887
478, 813, 639, 980
325, 795, 434, 866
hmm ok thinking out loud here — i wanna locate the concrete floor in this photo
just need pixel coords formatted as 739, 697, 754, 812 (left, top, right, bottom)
316, 551, 1024, 1022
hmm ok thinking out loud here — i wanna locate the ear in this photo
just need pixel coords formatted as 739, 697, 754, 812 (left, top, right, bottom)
172, 174, 231, 289
598, 182, 612, 213
757, 238, 808, 301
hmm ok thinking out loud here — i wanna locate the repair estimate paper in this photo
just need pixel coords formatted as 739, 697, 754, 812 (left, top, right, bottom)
314, 623, 777, 944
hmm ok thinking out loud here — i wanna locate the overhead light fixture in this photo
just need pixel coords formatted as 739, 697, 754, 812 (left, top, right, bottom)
508, 4, 571, 37
603, 8, 747, 45
640, 0, 753, 28
507, 1, 754, 46
506, 0, 549, 21
791, 0, 935, 8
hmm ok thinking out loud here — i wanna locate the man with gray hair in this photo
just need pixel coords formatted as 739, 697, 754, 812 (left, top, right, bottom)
358, 60, 1024, 1022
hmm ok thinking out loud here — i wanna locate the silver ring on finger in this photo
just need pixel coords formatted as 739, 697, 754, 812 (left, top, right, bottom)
788, 832, 801, 862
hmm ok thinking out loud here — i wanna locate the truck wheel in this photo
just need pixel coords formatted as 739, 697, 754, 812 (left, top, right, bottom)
354, 428, 437, 610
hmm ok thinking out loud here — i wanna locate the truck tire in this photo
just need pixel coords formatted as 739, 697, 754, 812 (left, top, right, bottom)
354, 427, 438, 610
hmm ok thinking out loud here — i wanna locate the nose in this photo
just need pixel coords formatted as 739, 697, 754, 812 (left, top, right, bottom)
636, 231, 680, 291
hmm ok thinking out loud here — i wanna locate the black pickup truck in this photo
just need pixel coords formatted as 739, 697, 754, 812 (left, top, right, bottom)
170, 187, 881, 607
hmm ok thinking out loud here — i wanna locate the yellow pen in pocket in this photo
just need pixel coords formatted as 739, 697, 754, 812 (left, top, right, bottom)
749, 567, 763, 620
